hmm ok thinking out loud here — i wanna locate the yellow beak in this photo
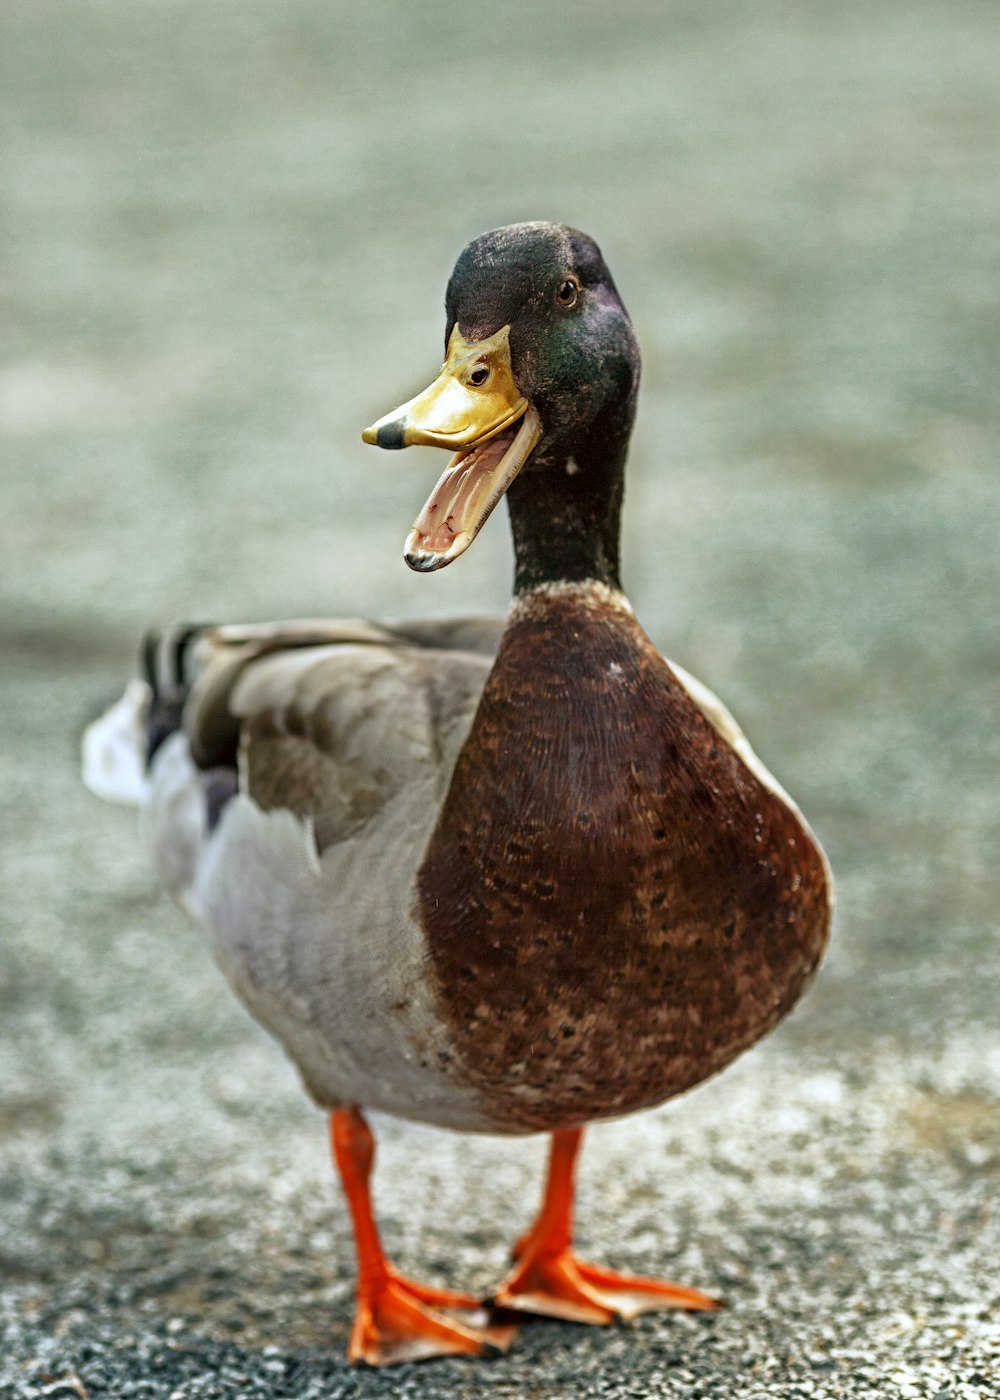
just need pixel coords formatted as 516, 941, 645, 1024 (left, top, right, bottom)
362, 325, 541, 571
362, 325, 529, 450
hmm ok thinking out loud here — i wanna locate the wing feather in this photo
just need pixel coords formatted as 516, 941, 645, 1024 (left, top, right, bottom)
173, 620, 495, 854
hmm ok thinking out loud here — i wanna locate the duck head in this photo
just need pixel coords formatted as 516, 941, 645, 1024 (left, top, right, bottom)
363, 222, 640, 593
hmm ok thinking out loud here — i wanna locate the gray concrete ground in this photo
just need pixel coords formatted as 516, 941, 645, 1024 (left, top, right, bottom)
2, 2, 998, 1396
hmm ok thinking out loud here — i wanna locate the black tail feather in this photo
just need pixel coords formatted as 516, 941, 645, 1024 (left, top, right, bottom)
141, 623, 213, 765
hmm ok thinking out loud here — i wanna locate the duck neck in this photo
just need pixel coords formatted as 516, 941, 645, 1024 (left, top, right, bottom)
507, 430, 628, 596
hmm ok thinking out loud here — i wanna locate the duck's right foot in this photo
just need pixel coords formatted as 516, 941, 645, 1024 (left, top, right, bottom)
349, 1266, 518, 1366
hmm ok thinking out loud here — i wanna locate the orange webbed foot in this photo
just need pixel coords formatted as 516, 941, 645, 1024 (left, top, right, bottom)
495, 1126, 720, 1326
494, 1247, 721, 1325
349, 1266, 519, 1366
330, 1108, 519, 1366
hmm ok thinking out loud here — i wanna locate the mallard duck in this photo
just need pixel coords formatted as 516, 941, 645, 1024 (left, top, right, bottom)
84, 222, 833, 1367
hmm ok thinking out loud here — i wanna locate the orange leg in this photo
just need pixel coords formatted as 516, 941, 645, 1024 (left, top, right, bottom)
494, 1127, 721, 1324
330, 1108, 518, 1365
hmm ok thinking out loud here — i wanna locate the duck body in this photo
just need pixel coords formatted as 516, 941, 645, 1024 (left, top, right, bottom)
85, 222, 833, 1363
135, 580, 828, 1137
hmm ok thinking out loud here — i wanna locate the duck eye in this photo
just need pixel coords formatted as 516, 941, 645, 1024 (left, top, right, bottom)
468, 366, 490, 387
556, 277, 580, 308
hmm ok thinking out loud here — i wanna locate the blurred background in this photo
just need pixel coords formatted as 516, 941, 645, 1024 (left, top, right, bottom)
1, 2, 998, 1396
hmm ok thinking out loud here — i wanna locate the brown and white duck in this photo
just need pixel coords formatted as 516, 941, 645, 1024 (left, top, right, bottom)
84, 222, 833, 1366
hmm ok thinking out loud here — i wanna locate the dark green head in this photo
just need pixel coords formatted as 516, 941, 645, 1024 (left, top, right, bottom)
364, 222, 641, 591
445, 222, 640, 463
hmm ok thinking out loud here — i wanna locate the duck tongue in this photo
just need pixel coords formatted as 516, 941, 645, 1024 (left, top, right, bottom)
404, 406, 541, 572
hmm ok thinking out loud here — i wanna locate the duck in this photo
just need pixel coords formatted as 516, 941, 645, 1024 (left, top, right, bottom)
83, 221, 833, 1367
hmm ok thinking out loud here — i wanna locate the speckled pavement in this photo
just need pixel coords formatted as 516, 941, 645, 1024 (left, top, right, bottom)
2, 2, 998, 1397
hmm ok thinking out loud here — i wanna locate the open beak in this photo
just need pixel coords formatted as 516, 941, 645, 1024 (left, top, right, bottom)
362, 325, 541, 571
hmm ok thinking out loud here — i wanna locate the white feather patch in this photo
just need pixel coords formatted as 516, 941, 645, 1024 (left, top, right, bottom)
81, 680, 151, 806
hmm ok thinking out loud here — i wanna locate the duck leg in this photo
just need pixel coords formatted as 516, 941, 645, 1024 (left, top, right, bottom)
493, 1127, 720, 1324
330, 1108, 518, 1365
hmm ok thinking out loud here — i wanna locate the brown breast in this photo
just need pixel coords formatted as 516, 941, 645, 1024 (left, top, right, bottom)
416, 585, 831, 1131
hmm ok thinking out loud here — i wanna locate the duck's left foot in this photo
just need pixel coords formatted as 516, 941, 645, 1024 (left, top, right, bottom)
493, 1126, 721, 1325
494, 1246, 720, 1324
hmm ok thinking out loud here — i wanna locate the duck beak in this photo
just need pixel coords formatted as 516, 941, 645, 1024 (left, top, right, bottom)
362, 325, 541, 571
